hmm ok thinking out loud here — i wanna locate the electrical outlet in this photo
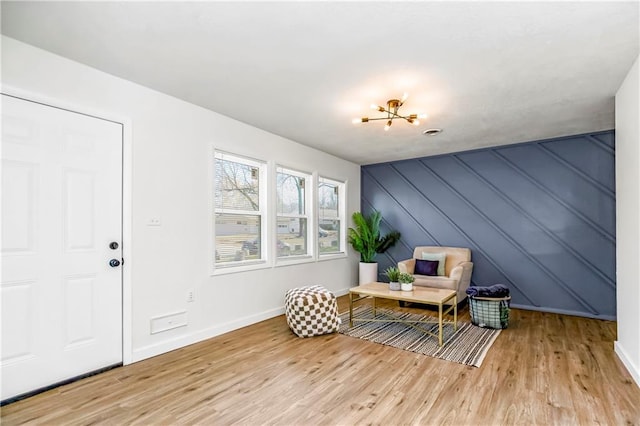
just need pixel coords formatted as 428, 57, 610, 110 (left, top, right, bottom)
186, 289, 195, 303
147, 217, 162, 226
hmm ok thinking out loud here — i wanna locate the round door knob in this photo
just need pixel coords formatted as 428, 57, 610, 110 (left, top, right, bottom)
109, 259, 121, 267
109, 242, 119, 250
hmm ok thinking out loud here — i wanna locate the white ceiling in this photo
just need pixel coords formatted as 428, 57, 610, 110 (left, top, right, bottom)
2, 1, 638, 165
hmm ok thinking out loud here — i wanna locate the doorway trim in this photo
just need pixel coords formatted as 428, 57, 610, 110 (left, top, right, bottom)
2, 85, 134, 365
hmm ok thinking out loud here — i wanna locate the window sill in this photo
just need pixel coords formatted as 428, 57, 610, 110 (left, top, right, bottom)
212, 260, 270, 276
275, 255, 314, 267
317, 252, 348, 262
211, 252, 349, 276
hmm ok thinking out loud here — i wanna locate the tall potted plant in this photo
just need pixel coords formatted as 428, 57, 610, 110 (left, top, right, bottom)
348, 210, 401, 284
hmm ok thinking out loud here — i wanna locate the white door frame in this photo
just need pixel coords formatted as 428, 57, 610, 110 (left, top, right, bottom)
1, 85, 134, 365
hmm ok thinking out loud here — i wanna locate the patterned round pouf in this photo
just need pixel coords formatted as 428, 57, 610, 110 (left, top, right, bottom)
284, 285, 341, 338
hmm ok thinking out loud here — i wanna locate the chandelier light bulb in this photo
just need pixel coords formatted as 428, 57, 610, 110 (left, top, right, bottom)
401, 92, 408, 102
418, 113, 428, 119
384, 120, 392, 131
352, 118, 362, 124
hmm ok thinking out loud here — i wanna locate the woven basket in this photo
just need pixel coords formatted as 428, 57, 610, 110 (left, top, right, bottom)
469, 296, 511, 329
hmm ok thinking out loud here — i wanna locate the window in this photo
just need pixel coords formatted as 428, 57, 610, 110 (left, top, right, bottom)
318, 177, 345, 255
214, 152, 265, 266
276, 167, 312, 258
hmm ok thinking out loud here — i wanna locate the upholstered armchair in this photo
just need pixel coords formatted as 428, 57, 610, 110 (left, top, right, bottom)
398, 246, 473, 304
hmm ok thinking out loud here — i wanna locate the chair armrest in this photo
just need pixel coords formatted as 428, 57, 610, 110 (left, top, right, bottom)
449, 261, 474, 292
398, 259, 415, 274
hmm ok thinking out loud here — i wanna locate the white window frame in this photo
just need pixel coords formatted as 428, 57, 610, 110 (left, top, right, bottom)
317, 176, 346, 258
275, 166, 313, 261
213, 150, 267, 272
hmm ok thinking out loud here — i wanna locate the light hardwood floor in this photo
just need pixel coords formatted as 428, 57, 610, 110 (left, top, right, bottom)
2, 296, 640, 425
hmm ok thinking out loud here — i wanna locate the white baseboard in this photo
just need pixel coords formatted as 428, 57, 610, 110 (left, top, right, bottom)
131, 287, 352, 364
614, 341, 640, 388
334, 287, 351, 297
131, 306, 285, 363
509, 303, 616, 321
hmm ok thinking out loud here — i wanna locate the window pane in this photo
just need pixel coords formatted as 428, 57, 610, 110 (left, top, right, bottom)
319, 220, 340, 253
319, 177, 343, 255
215, 213, 261, 263
318, 182, 338, 219
215, 158, 259, 211
277, 172, 305, 215
277, 217, 307, 257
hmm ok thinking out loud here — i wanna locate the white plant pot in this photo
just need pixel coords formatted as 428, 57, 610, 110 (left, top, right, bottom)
401, 282, 413, 291
389, 281, 401, 291
359, 262, 378, 284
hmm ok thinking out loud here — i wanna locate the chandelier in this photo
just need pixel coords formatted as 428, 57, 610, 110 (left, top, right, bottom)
352, 93, 427, 131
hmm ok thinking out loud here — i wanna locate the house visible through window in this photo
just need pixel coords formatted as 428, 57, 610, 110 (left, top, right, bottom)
318, 177, 344, 255
214, 152, 265, 265
276, 167, 311, 258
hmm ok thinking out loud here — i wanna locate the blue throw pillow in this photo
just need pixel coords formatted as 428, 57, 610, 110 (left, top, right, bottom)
415, 259, 439, 276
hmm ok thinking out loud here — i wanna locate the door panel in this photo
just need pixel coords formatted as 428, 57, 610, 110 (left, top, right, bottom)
1, 94, 123, 401
64, 275, 96, 347
1, 282, 34, 362
1, 160, 37, 254
64, 169, 96, 251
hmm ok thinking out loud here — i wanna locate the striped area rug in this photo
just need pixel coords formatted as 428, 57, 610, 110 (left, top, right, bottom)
338, 306, 501, 367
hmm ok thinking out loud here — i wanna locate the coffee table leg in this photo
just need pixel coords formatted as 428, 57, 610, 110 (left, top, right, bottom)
372, 297, 376, 317
438, 302, 443, 346
454, 295, 458, 331
349, 292, 353, 327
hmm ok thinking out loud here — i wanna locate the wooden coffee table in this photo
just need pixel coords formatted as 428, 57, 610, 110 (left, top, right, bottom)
349, 282, 458, 346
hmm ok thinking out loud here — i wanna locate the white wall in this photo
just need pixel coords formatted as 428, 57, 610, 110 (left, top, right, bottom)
615, 54, 640, 387
1, 36, 361, 362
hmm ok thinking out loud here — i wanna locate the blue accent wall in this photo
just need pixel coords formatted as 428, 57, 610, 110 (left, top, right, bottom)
362, 130, 616, 320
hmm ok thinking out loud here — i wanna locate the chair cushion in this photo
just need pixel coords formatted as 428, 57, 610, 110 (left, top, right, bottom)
413, 275, 458, 291
415, 259, 439, 276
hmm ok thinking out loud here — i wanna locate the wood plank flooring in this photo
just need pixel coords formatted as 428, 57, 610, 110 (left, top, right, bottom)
2, 296, 640, 425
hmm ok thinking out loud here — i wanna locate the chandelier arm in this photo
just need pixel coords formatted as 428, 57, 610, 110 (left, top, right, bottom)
393, 114, 414, 121
363, 116, 415, 125
364, 117, 394, 121
375, 108, 411, 120
365, 115, 414, 122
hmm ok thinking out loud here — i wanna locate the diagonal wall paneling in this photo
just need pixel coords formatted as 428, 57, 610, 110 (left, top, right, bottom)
362, 130, 616, 320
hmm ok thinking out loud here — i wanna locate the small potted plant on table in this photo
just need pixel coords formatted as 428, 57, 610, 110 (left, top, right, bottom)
399, 272, 415, 291
384, 266, 401, 291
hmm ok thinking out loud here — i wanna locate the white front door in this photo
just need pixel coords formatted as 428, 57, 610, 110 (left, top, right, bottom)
1, 94, 123, 401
